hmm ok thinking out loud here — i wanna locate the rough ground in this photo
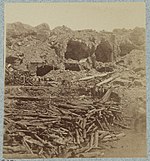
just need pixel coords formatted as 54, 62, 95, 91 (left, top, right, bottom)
3, 66, 147, 158
3, 23, 147, 158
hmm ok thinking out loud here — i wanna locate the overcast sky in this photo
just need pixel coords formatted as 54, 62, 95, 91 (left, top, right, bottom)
5, 2, 146, 31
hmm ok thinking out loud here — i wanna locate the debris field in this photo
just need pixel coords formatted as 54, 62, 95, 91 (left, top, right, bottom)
3, 23, 146, 158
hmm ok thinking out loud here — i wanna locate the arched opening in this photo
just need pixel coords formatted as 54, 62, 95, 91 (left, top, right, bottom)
95, 39, 113, 62
65, 40, 90, 61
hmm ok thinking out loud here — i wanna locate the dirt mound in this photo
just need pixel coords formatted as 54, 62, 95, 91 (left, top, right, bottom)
7, 22, 36, 37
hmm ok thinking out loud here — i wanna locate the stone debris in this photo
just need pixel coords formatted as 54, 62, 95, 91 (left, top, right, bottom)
3, 23, 146, 158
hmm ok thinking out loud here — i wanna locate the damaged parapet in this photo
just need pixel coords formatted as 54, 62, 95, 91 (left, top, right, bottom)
5, 23, 145, 82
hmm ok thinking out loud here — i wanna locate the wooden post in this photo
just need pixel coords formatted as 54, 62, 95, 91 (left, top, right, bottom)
89, 132, 94, 148
94, 130, 99, 148
82, 118, 87, 139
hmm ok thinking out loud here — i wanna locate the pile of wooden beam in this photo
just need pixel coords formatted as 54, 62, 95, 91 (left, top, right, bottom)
3, 91, 128, 158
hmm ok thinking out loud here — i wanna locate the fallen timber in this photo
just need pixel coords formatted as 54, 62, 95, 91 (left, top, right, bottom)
78, 72, 112, 81
96, 75, 119, 87
4, 92, 127, 158
6, 96, 57, 101
4, 71, 127, 158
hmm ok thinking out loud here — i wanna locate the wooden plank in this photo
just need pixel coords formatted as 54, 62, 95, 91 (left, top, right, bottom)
96, 75, 119, 87
79, 73, 110, 81
101, 88, 112, 103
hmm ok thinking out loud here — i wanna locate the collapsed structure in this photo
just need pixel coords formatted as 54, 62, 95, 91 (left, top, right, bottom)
3, 22, 146, 158
5, 23, 145, 81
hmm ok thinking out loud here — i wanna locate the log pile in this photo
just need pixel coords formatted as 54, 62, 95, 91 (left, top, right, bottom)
3, 90, 128, 158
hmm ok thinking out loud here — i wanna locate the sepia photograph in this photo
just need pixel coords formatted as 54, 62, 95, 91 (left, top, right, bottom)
3, 2, 147, 159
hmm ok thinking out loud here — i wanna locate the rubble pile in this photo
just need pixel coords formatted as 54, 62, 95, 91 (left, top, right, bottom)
3, 22, 146, 158
5, 23, 145, 80
4, 67, 142, 158
4, 85, 128, 158
3, 65, 146, 158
